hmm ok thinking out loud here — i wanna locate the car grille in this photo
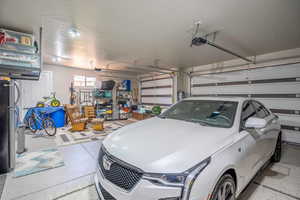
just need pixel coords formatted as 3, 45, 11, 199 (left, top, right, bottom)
99, 147, 143, 191
99, 183, 116, 200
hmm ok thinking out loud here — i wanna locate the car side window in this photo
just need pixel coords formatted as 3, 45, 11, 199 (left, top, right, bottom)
241, 101, 257, 128
252, 101, 270, 119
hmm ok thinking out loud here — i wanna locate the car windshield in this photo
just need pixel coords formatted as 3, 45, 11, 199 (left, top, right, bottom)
159, 100, 238, 128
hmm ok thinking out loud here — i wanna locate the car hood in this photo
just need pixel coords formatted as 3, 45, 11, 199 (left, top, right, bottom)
103, 117, 235, 173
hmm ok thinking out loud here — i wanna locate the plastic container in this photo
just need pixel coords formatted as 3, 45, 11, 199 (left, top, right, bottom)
50, 109, 65, 128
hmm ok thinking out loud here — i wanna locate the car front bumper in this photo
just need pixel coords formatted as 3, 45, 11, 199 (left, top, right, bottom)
94, 166, 182, 200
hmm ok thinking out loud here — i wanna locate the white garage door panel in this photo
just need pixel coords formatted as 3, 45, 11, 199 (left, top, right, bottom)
192, 83, 300, 95
191, 63, 300, 143
191, 71, 249, 85
141, 97, 172, 105
249, 82, 300, 94
141, 88, 172, 95
142, 79, 172, 87
141, 77, 173, 106
256, 98, 300, 110
247, 63, 300, 80
282, 130, 300, 144
277, 115, 300, 126
192, 85, 251, 95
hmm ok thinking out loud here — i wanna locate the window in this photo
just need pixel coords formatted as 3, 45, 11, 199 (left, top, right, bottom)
160, 100, 238, 128
252, 101, 270, 118
73, 75, 96, 87
241, 101, 256, 127
73, 75, 86, 87
86, 77, 96, 87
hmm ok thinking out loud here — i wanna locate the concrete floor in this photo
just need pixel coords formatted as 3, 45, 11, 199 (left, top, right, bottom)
1, 132, 299, 200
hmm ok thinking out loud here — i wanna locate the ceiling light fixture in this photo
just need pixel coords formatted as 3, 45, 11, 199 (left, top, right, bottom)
69, 28, 80, 38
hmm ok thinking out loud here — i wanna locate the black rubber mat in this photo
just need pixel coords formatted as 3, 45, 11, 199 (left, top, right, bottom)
60, 134, 70, 143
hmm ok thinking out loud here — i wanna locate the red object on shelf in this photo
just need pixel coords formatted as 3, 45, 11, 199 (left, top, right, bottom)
123, 107, 130, 113
0, 31, 17, 45
0, 32, 5, 45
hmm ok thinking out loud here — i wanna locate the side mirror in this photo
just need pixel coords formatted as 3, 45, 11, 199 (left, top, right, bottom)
161, 108, 168, 114
245, 117, 267, 129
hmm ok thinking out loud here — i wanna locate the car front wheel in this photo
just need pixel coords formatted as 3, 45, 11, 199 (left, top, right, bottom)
210, 174, 236, 200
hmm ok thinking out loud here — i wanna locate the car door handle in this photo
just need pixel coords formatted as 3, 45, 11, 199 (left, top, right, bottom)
238, 147, 242, 152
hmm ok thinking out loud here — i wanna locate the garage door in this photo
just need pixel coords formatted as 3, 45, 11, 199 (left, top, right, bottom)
141, 76, 173, 106
191, 63, 300, 144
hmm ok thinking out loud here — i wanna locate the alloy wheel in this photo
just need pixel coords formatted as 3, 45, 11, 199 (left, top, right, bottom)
216, 181, 235, 200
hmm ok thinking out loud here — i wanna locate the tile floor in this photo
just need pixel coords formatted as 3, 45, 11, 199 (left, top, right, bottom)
1, 132, 300, 200
57, 143, 300, 200
0, 175, 6, 198
1, 131, 102, 200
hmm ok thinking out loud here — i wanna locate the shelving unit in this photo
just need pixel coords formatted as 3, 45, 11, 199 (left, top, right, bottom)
94, 89, 114, 120
117, 90, 132, 120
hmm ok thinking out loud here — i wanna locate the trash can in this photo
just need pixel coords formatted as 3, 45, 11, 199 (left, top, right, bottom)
16, 124, 26, 154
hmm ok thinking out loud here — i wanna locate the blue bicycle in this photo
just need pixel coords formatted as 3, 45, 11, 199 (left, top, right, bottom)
25, 108, 57, 136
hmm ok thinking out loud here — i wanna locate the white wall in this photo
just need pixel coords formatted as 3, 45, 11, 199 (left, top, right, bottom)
18, 71, 53, 119
19, 64, 139, 111
43, 64, 99, 104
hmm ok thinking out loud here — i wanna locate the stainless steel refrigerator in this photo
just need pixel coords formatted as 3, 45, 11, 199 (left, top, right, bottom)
0, 79, 16, 174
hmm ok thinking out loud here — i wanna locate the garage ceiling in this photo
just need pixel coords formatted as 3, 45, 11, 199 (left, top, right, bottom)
1, 0, 300, 72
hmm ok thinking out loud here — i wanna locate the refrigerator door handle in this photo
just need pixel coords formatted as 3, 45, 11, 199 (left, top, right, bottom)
14, 81, 20, 105
4, 81, 21, 105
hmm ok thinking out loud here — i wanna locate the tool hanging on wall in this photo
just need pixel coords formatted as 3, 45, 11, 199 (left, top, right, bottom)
190, 23, 255, 64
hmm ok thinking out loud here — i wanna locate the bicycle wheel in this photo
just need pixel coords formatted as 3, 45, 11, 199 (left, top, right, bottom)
42, 117, 57, 136
28, 116, 38, 133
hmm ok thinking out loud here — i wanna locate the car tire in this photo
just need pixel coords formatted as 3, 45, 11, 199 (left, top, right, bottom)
210, 174, 236, 200
271, 132, 282, 163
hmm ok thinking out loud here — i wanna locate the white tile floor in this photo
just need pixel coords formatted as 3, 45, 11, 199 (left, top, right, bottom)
57, 143, 300, 200
1, 133, 300, 200
1, 132, 102, 200
0, 175, 6, 198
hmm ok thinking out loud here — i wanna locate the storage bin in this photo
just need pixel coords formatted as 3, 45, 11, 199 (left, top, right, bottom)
50, 108, 65, 128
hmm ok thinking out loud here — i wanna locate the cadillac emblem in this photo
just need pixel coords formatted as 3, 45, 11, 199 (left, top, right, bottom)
103, 155, 113, 171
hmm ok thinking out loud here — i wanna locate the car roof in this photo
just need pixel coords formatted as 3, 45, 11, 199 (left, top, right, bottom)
184, 96, 249, 103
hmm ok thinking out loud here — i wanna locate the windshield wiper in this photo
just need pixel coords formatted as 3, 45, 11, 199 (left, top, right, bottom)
158, 115, 167, 119
187, 119, 210, 126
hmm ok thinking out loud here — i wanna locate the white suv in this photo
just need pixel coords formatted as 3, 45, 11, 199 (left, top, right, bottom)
95, 97, 281, 200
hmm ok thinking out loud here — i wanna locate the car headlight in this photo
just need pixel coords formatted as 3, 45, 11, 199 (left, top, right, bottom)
143, 173, 186, 187
143, 157, 211, 190
181, 157, 211, 200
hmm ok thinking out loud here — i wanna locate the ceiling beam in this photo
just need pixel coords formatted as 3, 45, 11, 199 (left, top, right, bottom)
44, 62, 137, 78
105, 61, 178, 73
